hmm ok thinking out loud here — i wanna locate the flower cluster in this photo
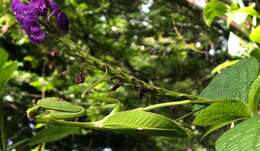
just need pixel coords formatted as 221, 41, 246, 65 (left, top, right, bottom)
11, 0, 69, 43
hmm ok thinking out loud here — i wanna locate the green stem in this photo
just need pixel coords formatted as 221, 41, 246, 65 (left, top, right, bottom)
175, 109, 201, 121
58, 37, 210, 102
0, 87, 6, 151
140, 100, 218, 111
0, 0, 2, 12
85, 54, 204, 100
0, 93, 6, 151
81, 67, 108, 98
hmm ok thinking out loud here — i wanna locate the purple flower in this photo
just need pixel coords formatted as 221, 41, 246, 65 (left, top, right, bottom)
55, 12, 69, 33
47, 0, 69, 33
11, 0, 69, 43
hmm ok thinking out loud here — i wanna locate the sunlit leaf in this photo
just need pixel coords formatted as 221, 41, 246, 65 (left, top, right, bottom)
250, 25, 260, 43
102, 110, 191, 137
211, 60, 238, 74
203, 1, 228, 26
201, 57, 259, 102
193, 100, 252, 138
0, 61, 18, 94
236, 7, 260, 18
200, 119, 241, 140
194, 100, 251, 126
216, 116, 260, 151
0, 48, 8, 69
247, 76, 260, 113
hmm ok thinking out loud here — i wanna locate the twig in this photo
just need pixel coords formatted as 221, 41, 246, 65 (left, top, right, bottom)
0, 0, 3, 13
58, 36, 210, 102
81, 65, 108, 98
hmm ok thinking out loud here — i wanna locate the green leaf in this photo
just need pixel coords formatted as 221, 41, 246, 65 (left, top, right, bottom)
193, 100, 252, 126
200, 118, 242, 140
193, 100, 252, 138
250, 48, 260, 63
0, 61, 17, 93
28, 125, 82, 146
250, 25, 260, 43
216, 116, 260, 151
200, 57, 259, 102
203, 1, 228, 26
102, 110, 191, 137
248, 76, 260, 113
0, 48, 8, 69
229, 2, 239, 11
211, 60, 239, 74
236, 7, 260, 18
7, 139, 29, 151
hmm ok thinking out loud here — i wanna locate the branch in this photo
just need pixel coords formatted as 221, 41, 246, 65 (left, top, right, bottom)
59, 37, 209, 102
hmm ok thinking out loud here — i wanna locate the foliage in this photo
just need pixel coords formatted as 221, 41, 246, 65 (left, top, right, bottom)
102, 110, 191, 137
0, 48, 17, 93
200, 57, 259, 102
193, 100, 252, 139
28, 125, 83, 146
250, 25, 260, 43
216, 116, 260, 151
203, 1, 228, 26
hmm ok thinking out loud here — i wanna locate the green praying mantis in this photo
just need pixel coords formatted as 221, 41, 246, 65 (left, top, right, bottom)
26, 95, 191, 138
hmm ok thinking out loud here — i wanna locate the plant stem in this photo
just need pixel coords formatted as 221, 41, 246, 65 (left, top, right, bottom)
85, 54, 203, 100
140, 100, 218, 111
81, 66, 108, 98
175, 109, 202, 121
0, 95, 6, 151
0, 87, 5, 151
0, 0, 2, 12
58, 37, 210, 102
